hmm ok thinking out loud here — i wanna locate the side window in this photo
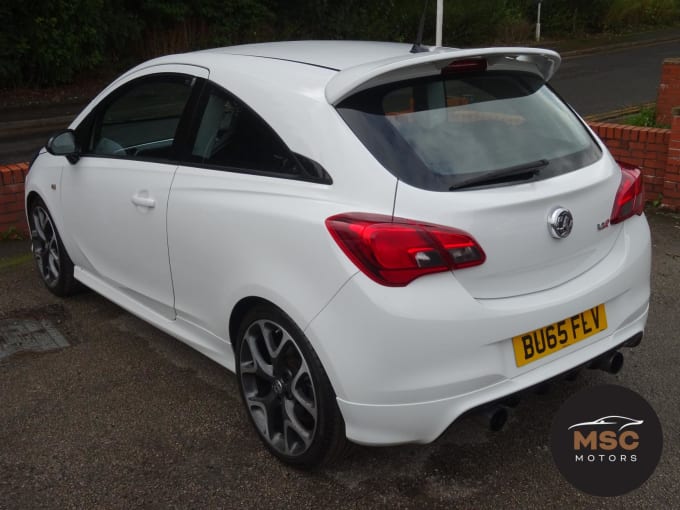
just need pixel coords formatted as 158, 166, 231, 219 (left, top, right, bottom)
85, 75, 194, 160
188, 87, 303, 177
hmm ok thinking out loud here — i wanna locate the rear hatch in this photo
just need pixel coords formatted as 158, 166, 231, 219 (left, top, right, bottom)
335, 48, 621, 298
392, 162, 619, 298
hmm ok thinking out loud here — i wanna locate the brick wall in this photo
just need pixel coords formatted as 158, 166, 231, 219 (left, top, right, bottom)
589, 122, 671, 199
0, 163, 29, 238
657, 58, 680, 126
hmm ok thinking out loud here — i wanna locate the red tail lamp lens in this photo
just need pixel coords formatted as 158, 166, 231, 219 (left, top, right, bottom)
610, 162, 645, 224
326, 213, 485, 287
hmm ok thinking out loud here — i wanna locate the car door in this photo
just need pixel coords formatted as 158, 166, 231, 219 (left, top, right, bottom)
167, 83, 335, 337
61, 65, 208, 319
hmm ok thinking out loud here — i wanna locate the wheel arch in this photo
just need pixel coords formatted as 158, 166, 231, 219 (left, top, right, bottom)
25, 190, 43, 215
228, 296, 274, 353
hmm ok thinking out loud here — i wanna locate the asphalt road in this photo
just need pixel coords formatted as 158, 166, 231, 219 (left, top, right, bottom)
1, 38, 679, 166
552, 39, 680, 116
0, 211, 678, 509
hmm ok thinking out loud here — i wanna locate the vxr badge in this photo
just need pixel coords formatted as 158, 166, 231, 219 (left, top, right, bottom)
597, 219, 610, 231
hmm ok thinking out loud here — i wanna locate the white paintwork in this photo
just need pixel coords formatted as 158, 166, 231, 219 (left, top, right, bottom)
394, 152, 622, 298
307, 215, 650, 443
324, 47, 560, 104
25, 41, 650, 448
61, 157, 178, 318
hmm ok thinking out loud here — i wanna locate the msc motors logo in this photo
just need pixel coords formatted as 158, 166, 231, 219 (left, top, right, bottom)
570, 415, 643, 463
551, 385, 662, 497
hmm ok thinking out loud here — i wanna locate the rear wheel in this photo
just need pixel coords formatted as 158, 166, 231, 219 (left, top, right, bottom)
235, 304, 348, 467
28, 198, 78, 296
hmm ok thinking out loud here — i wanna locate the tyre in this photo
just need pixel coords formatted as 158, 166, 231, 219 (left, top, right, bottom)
28, 198, 78, 297
235, 304, 348, 467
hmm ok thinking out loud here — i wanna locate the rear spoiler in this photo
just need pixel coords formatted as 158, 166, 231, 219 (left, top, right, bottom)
325, 47, 560, 105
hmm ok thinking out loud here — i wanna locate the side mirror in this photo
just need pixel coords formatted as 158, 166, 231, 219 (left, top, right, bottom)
46, 130, 80, 164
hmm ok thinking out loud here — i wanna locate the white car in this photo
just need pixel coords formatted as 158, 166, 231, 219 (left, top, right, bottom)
25, 41, 650, 467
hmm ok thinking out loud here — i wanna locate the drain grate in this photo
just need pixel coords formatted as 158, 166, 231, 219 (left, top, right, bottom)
0, 319, 69, 359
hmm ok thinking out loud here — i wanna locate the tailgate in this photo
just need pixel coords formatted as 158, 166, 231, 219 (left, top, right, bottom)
393, 156, 621, 299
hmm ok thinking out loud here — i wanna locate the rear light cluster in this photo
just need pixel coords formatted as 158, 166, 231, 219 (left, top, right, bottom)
326, 213, 485, 287
610, 162, 645, 224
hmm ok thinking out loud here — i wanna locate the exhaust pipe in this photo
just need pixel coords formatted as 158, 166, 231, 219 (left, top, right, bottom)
479, 405, 508, 432
589, 350, 624, 374
624, 332, 643, 348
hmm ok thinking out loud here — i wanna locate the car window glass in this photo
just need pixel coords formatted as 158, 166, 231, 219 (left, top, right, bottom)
87, 75, 193, 160
338, 72, 600, 191
189, 88, 300, 176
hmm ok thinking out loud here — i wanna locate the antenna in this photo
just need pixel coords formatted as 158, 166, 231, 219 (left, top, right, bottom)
410, 0, 430, 54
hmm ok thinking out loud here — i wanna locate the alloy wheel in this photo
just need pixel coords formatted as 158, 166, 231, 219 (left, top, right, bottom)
239, 319, 318, 457
31, 205, 61, 287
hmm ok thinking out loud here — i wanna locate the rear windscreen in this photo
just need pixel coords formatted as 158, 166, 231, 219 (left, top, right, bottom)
337, 71, 601, 191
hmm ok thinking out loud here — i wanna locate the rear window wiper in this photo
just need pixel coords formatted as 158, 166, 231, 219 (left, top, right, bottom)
449, 159, 549, 191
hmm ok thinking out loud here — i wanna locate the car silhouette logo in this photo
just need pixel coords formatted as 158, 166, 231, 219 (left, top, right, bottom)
567, 415, 644, 432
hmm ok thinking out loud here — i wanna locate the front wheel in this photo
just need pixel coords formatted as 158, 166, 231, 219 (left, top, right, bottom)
235, 304, 348, 467
28, 198, 78, 296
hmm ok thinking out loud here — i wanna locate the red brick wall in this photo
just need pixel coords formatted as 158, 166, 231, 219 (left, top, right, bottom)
657, 58, 680, 126
0, 163, 29, 238
589, 122, 671, 199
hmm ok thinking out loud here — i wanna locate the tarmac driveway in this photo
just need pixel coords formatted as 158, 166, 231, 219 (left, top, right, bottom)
1, 211, 679, 509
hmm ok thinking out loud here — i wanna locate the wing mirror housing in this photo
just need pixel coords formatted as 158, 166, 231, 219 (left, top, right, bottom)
46, 130, 80, 164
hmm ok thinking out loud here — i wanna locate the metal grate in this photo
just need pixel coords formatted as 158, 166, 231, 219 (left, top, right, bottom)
0, 319, 69, 359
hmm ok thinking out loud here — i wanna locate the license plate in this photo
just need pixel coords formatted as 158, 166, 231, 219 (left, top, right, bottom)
512, 304, 607, 367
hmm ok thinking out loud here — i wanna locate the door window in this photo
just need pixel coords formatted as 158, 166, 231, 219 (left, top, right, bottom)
84, 75, 194, 160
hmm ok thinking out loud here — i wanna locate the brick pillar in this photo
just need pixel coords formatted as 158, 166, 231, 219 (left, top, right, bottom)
663, 107, 680, 210
657, 58, 680, 127
0, 163, 30, 237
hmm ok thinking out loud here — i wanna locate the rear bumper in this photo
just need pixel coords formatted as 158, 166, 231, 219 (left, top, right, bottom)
336, 313, 646, 445
305, 215, 651, 445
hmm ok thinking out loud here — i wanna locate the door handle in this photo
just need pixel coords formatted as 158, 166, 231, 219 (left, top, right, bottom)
131, 194, 156, 208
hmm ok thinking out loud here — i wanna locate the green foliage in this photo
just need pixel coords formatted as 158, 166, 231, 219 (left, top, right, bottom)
536, 0, 613, 34
624, 105, 668, 127
604, 0, 680, 31
2, 0, 680, 87
0, 226, 25, 241
0, 0, 117, 85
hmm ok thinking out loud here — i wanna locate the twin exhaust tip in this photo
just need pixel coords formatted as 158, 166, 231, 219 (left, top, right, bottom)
475, 334, 643, 432
478, 350, 624, 432
588, 350, 624, 374
480, 405, 508, 432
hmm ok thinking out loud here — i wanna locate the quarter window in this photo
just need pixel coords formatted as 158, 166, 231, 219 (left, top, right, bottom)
188, 87, 302, 177
85, 75, 194, 160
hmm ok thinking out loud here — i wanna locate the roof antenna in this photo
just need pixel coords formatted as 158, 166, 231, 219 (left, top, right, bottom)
410, 0, 430, 54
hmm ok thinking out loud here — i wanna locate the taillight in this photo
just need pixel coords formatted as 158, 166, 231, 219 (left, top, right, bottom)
326, 213, 485, 287
610, 162, 645, 225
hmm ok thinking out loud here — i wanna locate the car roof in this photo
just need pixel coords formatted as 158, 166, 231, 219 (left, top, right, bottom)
198, 41, 560, 103
104, 41, 560, 113
202, 40, 416, 71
